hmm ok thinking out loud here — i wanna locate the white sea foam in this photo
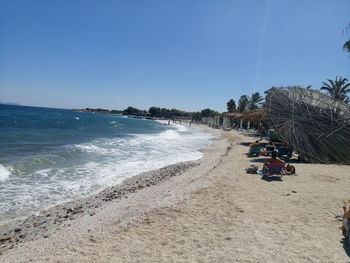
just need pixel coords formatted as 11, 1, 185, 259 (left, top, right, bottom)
0, 124, 214, 225
75, 144, 102, 153
0, 165, 11, 182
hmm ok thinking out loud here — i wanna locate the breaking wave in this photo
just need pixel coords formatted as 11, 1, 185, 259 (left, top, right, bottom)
0, 117, 213, 225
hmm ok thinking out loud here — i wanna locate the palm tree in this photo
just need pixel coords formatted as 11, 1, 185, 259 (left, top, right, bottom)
247, 92, 264, 110
237, 95, 249, 113
226, 99, 236, 113
320, 76, 350, 103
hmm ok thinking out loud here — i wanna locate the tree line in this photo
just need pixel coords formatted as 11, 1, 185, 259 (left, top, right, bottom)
122, 106, 191, 117
193, 74, 350, 122
82, 75, 350, 121
86, 74, 350, 121
79, 106, 191, 117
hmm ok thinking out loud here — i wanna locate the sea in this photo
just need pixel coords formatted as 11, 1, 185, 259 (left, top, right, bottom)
0, 104, 213, 226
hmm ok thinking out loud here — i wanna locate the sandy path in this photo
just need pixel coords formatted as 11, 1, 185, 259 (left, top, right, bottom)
2, 129, 350, 262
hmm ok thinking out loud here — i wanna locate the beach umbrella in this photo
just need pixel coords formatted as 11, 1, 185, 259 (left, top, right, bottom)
264, 86, 350, 164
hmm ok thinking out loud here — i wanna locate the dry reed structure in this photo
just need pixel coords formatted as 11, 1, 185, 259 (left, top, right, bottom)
265, 87, 350, 164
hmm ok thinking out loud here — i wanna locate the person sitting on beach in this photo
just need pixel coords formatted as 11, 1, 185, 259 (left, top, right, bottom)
248, 141, 261, 157
259, 125, 266, 141
265, 141, 276, 155
249, 140, 260, 147
263, 151, 295, 174
263, 151, 285, 169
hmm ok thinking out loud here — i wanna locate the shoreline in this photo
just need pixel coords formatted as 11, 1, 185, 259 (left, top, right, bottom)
0, 161, 199, 252
0, 123, 211, 240
0, 115, 206, 229
0, 125, 227, 261
1, 127, 349, 262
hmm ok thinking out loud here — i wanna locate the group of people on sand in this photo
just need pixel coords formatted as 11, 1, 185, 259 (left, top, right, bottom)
166, 119, 193, 126
248, 140, 295, 176
166, 119, 184, 125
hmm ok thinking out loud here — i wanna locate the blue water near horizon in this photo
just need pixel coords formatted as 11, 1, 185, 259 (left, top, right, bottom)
0, 104, 213, 225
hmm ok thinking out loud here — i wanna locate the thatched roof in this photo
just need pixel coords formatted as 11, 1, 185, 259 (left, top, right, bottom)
223, 112, 243, 119
265, 87, 350, 164
223, 109, 264, 121
242, 109, 265, 121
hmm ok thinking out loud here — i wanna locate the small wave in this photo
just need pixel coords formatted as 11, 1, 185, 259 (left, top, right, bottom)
0, 164, 11, 182
109, 121, 116, 124
174, 124, 189, 132
74, 144, 102, 153
157, 129, 180, 140
0, 124, 214, 225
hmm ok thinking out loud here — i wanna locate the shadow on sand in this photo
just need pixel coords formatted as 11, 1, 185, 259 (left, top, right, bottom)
241, 133, 261, 138
240, 142, 252, 147
249, 158, 265, 163
240, 142, 269, 147
261, 175, 283, 182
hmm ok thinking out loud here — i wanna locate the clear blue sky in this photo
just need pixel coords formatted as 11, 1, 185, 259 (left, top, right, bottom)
1, 0, 349, 112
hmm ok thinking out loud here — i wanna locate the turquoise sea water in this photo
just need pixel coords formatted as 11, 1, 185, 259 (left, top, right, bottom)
0, 104, 213, 225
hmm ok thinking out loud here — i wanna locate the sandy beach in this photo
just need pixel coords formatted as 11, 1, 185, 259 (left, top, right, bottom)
1, 126, 349, 262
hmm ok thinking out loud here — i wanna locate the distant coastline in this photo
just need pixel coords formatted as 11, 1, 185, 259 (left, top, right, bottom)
72, 107, 193, 120
0, 102, 21, 106
72, 107, 123, 115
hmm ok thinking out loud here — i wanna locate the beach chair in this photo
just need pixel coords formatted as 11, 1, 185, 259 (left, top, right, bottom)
248, 145, 261, 157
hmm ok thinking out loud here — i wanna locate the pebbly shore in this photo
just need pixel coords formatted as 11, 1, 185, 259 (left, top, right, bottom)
0, 161, 199, 255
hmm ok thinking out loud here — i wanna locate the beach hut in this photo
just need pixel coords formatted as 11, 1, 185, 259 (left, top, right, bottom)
222, 115, 230, 129
202, 116, 221, 128
223, 109, 265, 130
242, 109, 265, 130
264, 87, 350, 164
222, 113, 243, 129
